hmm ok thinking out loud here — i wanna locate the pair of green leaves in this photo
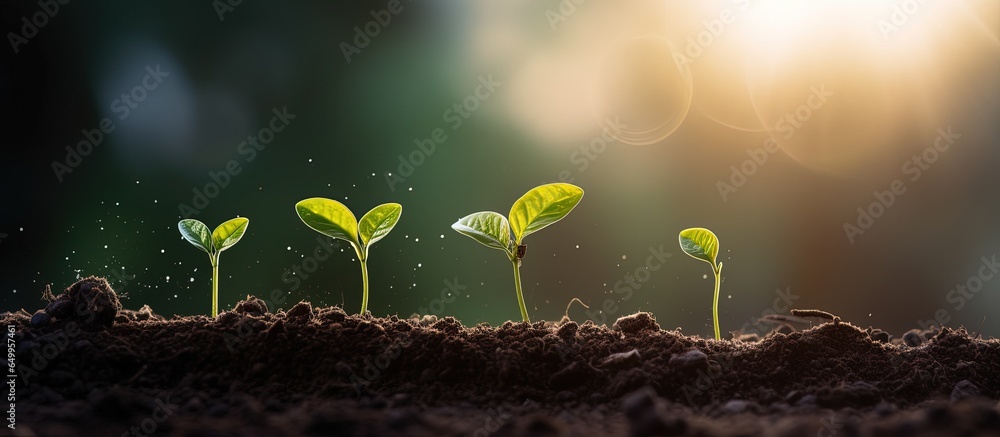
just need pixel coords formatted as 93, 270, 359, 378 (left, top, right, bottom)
452, 183, 584, 259
294, 198, 402, 258
679, 227, 721, 272
178, 217, 250, 258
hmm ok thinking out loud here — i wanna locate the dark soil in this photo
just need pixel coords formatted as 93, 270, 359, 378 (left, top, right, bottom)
5, 277, 1000, 436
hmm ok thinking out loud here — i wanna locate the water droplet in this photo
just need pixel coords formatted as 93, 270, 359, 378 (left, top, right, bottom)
104, 245, 108, 249
189, 278, 194, 282
166, 276, 171, 282
408, 187, 413, 191
622, 255, 627, 260
575, 245, 580, 249
417, 263, 422, 268
439, 234, 444, 239
160, 249, 165, 254
287, 246, 291, 251
308, 158, 313, 163
702, 274, 708, 279
415, 238, 420, 242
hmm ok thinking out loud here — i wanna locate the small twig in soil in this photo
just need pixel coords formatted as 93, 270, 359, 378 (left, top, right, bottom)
561, 298, 589, 324
564, 298, 589, 318
791, 309, 841, 325
973, 316, 987, 340
759, 314, 812, 325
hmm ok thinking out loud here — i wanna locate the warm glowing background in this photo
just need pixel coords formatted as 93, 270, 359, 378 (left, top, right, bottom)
2, 1, 999, 338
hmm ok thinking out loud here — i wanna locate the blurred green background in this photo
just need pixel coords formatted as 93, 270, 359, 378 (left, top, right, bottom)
1, 0, 999, 338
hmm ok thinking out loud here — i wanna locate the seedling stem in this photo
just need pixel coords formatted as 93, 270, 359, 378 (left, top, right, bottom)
510, 256, 529, 323
360, 255, 370, 315
712, 262, 723, 341
211, 254, 220, 318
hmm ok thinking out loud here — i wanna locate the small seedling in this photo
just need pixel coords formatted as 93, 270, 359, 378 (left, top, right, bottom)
678, 227, 724, 340
178, 217, 250, 317
295, 198, 401, 315
452, 183, 584, 323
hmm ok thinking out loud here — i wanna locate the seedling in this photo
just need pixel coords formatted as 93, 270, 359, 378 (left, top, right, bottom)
295, 198, 401, 315
678, 227, 724, 340
178, 217, 250, 317
452, 183, 584, 323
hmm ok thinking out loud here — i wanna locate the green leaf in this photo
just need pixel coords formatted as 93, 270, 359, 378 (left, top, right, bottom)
178, 219, 213, 254
295, 198, 360, 247
452, 211, 512, 253
212, 217, 250, 253
359, 203, 402, 248
508, 183, 584, 243
679, 227, 719, 268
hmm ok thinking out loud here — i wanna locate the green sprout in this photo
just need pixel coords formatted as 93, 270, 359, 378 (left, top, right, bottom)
678, 227, 723, 340
452, 183, 584, 323
294, 198, 402, 315
178, 217, 250, 317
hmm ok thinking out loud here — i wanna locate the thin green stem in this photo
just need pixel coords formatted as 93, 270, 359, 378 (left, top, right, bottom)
511, 258, 529, 323
712, 263, 723, 340
211, 254, 219, 318
360, 258, 369, 315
